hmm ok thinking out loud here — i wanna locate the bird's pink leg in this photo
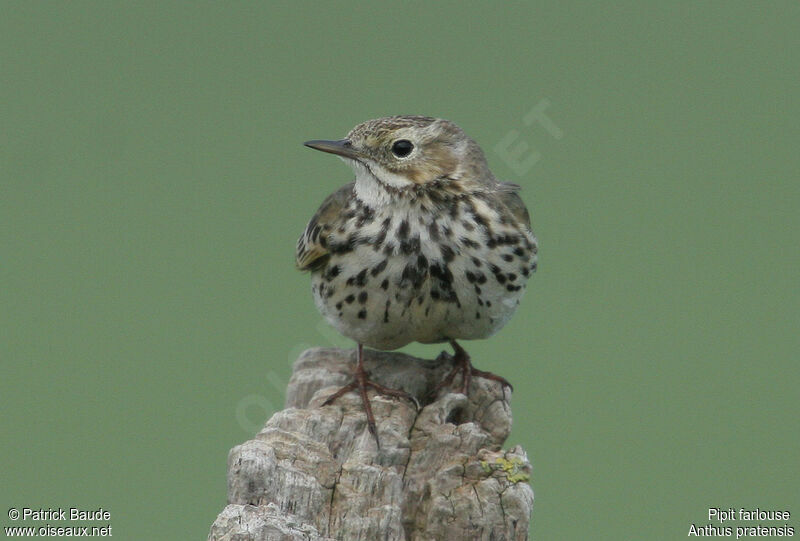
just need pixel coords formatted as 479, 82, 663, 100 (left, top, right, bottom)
429, 340, 514, 397
323, 343, 418, 447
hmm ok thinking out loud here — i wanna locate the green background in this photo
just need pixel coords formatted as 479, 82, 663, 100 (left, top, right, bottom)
2, 2, 798, 539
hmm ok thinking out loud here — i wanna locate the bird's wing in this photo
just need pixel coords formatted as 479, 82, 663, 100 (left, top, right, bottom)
295, 182, 355, 271
496, 182, 532, 230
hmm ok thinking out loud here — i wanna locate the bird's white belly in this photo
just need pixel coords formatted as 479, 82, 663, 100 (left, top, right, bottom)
310, 207, 535, 350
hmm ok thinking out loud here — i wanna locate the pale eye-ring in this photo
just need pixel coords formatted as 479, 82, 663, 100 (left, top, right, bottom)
391, 139, 414, 158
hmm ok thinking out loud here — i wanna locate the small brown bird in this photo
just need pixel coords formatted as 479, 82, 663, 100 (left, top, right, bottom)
296, 116, 538, 441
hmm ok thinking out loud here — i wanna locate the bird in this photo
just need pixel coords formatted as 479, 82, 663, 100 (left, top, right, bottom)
296, 115, 538, 442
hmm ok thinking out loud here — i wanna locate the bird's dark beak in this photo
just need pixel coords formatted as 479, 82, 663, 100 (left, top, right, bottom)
303, 139, 361, 160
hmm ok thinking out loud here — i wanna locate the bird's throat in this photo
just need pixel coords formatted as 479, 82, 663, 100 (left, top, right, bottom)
350, 159, 412, 208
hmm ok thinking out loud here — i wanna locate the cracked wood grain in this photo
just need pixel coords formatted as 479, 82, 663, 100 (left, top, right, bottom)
207, 347, 534, 541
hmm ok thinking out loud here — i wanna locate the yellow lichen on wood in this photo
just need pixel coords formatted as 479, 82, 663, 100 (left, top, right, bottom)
495, 456, 531, 483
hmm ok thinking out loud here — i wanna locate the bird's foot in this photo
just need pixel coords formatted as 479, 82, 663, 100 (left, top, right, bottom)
322, 354, 419, 447
429, 340, 514, 398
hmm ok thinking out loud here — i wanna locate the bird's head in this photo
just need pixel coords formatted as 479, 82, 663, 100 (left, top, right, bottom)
304, 116, 493, 204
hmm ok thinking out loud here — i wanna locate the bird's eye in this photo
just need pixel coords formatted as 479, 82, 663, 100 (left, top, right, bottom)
391, 139, 414, 158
